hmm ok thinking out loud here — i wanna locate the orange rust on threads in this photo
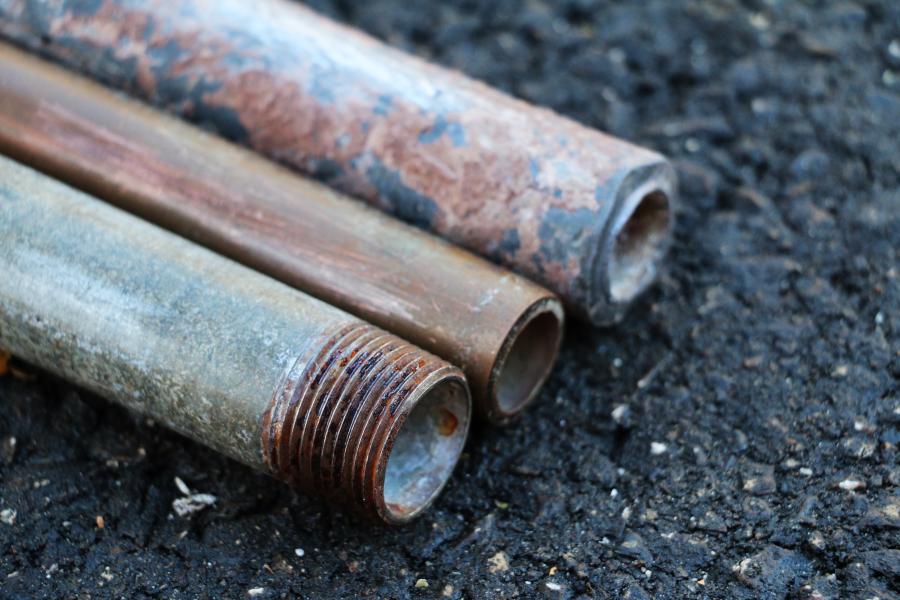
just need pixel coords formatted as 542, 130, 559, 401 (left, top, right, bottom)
261, 322, 471, 524
0, 43, 563, 423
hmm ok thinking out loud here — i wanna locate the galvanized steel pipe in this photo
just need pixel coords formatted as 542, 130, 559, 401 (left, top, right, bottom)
0, 0, 676, 324
0, 156, 471, 524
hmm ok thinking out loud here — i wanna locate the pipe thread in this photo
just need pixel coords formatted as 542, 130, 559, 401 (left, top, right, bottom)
262, 322, 467, 521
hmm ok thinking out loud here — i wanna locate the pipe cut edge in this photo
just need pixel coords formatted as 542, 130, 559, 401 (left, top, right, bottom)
589, 162, 677, 325
382, 370, 469, 523
486, 297, 565, 423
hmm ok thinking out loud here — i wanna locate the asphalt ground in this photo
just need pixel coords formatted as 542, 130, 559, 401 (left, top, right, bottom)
1, 0, 898, 598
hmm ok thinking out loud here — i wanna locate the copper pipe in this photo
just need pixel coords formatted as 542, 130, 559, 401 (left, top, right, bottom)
0, 43, 563, 423
0, 0, 676, 324
0, 156, 471, 524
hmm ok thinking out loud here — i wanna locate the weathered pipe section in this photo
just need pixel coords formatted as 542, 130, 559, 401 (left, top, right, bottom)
0, 0, 676, 324
0, 44, 563, 423
0, 156, 471, 524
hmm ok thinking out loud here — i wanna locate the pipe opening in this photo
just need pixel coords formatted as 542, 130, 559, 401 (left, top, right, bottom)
609, 190, 671, 303
383, 377, 469, 522
491, 302, 563, 420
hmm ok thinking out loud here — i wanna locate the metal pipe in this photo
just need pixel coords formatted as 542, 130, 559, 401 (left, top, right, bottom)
0, 0, 676, 324
0, 43, 563, 423
0, 156, 471, 524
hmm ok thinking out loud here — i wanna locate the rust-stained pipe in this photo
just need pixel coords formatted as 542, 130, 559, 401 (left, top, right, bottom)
0, 0, 676, 324
0, 156, 471, 524
0, 44, 563, 423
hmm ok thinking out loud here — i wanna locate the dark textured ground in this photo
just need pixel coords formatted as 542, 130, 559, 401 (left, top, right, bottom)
1, 0, 899, 598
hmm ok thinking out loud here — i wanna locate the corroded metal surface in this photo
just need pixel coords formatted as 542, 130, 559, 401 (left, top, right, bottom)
0, 0, 676, 323
0, 44, 562, 422
0, 157, 470, 524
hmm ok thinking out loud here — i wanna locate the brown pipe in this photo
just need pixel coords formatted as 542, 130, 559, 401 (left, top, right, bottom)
0, 43, 563, 423
0, 0, 676, 324
0, 155, 471, 524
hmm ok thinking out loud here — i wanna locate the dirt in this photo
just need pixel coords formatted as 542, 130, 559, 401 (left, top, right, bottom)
1, 0, 898, 598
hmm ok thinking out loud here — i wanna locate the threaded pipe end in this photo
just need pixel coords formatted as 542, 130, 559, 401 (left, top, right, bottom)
262, 323, 470, 524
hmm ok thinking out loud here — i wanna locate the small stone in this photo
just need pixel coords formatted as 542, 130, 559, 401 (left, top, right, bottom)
1, 436, 16, 465
860, 497, 899, 529
838, 478, 865, 491
618, 531, 653, 564
650, 442, 668, 455
862, 549, 900, 579
840, 437, 876, 459
539, 580, 565, 597
294, 548, 305, 558
611, 404, 630, 425
487, 551, 509, 573
247, 588, 264, 597
96, 515, 105, 529
889, 40, 900, 60
414, 579, 429, 589
732, 545, 812, 594
0, 508, 16, 525
441, 584, 454, 597
742, 462, 776, 495
807, 531, 826, 552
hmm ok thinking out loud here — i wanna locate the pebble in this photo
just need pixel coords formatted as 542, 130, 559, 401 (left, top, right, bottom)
618, 531, 653, 564
650, 442, 668, 455
0, 508, 16, 525
1, 436, 15, 465
247, 588, 264, 597
294, 548, 305, 558
838, 478, 865, 491
487, 551, 509, 573
860, 497, 900, 529
611, 404, 630, 425
732, 545, 812, 594
862, 549, 900, 579
742, 462, 776, 495
414, 578, 428, 589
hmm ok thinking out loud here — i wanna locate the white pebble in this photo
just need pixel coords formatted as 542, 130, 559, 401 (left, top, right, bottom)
0, 508, 16, 525
611, 404, 629, 423
889, 40, 900, 59
294, 548, 305, 557
839, 479, 865, 491
247, 588, 265, 597
650, 442, 668, 455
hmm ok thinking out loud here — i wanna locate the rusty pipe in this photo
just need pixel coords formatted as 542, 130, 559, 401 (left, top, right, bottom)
0, 0, 676, 324
0, 43, 563, 423
0, 156, 471, 524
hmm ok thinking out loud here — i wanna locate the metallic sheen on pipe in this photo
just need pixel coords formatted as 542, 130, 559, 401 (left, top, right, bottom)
0, 0, 676, 324
0, 43, 563, 423
0, 156, 471, 524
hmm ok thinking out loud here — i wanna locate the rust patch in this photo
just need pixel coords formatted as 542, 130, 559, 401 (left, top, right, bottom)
0, 350, 10, 376
437, 408, 459, 436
